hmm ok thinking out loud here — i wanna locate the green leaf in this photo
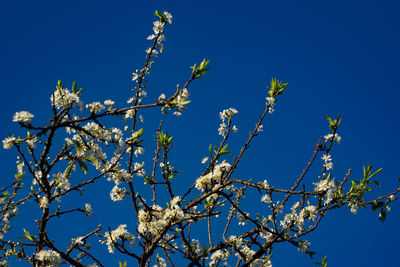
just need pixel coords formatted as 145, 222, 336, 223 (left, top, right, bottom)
81, 155, 100, 169
72, 81, 77, 93
119, 261, 127, 267
74, 141, 85, 157
369, 168, 382, 179
78, 160, 88, 174
154, 10, 162, 19
57, 80, 63, 89
21, 229, 36, 241
63, 161, 75, 179
324, 116, 334, 126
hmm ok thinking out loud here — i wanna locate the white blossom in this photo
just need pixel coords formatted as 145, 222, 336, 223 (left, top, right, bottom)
39, 196, 49, 209
163, 11, 173, 24
298, 240, 311, 253
266, 97, 276, 114
134, 147, 145, 157
86, 102, 105, 114
103, 224, 135, 253
104, 99, 115, 106
219, 108, 238, 121
195, 161, 231, 191
232, 125, 238, 133
26, 136, 37, 149
314, 179, 337, 205
261, 194, 271, 203
51, 172, 70, 193
85, 203, 93, 216
13, 111, 34, 123
35, 250, 61, 267
324, 133, 341, 143
350, 204, 358, 214
2, 136, 15, 149
51, 88, 80, 109
134, 162, 145, 177
110, 185, 126, 201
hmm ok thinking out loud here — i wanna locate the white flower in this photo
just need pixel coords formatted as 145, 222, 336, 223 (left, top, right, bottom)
134, 147, 145, 157
154, 256, 167, 267
257, 125, 264, 132
218, 123, 226, 136
35, 250, 61, 267
51, 88, 80, 109
85, 203, 93, 216
134, 162, 145, 177
139, 114, 144, 123
219, 108, 238, 121
298, 240, 311, 253
163, 11, 173, 24
110, 185, 126, 201
39, 196, 49, 209
305, 205, 318, 221
321, 154, 331, 162
17, 161, 24, 175
147, 34, 156, 40
125, 109, 135, 119
201, 157, 209, 164
51, 172, 70, 192
266, 97, 276, 114
261, 194, 271, 203
232, 125, 238, 133
350, 204, 358, 214
73, 236, 85, 245
132, 72, 139, 81
104, 224, 135, 253
195, 161, 231, 191
324, 133, 341, 143
13, 111, 34, 123
104, 99, 115, 106
26, 136, 37, 149
86, 102, 105, 114
314, 179, 337, 205
2, 136, 15, 149
153, 20, 164, 34
321, 153, 334, 170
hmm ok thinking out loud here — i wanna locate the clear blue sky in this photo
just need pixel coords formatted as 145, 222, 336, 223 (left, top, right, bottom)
1, 0, 400, 266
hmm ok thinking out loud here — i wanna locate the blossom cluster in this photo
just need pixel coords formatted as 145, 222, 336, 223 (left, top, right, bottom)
2, 136, 15, 149
279, 202, 318, 234
51, 88, 81, 109
103, 224, 135, 253
12, 111, 34, 123
145, 11, 173, 57
218, 108, 238, 136
324, 133, 341, 144
172, 88, 190, 116
266, 97, 276, 114
86, 102, 105, 114
35, 250, 62, 267
314, 178, 337, 205
195, 161, 231, 191
321, 153, 333, 170
137, 196, 185, 236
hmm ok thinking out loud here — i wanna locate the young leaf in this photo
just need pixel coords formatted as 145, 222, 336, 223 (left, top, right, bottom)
78, 160, 88, 174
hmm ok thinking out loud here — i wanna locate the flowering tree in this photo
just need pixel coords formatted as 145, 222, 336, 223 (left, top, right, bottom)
0, 10, 399, 267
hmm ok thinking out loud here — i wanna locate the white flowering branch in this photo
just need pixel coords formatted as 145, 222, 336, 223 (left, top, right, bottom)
0, 10, 399, 267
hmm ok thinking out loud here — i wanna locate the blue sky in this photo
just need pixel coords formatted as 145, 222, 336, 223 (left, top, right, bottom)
1, 0, 400, 266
